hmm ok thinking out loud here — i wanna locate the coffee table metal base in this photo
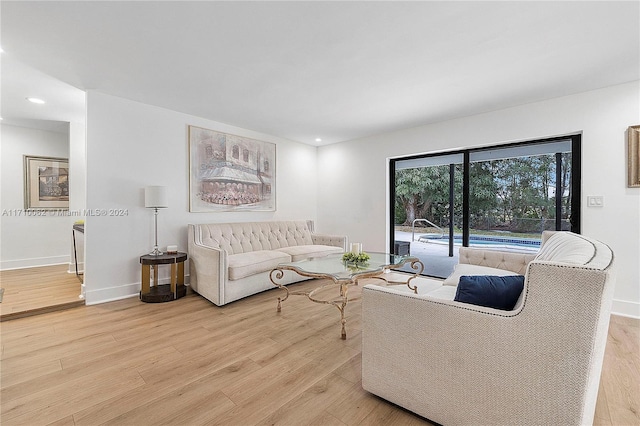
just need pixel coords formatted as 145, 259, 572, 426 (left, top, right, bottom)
270, 258, 424, 340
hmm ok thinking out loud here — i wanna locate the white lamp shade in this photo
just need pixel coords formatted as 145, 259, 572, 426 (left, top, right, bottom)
145, 186, 168, 208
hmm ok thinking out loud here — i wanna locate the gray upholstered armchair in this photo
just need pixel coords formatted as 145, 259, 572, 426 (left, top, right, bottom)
362, 232, 615, 426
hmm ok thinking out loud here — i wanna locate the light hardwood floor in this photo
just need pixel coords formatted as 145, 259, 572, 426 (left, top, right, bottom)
0, 278, 638, 425
0, 265, 84, 321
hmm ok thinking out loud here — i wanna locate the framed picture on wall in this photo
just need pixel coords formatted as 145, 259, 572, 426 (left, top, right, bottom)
24, 155, 70, 210
188, 125, 276, 212
629, 125, 640, 188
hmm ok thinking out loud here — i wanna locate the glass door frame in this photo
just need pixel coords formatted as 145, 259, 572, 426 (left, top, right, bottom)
388, 134, 582, 254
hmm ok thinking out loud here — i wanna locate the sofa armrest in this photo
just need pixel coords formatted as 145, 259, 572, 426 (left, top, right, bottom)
458, 246, 536, 275
188, 224, 227, 306
362, 283, 522, 424
311, 233, 347, 251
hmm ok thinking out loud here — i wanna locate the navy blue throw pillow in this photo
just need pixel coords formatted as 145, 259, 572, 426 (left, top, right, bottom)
454, 275, 525, 311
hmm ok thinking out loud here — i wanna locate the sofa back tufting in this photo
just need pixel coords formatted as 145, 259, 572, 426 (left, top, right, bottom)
198, 221, 314, 255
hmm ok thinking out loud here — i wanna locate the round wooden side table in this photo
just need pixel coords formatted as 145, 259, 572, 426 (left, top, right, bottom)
139, 252, 188, 303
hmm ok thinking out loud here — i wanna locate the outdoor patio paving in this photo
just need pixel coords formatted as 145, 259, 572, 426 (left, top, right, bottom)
393, 230, 539, 279
394, 231, 460, 278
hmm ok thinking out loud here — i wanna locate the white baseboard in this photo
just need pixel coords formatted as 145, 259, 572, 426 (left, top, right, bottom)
85, 285, 140, 305
85, 275, 191, 305
1, 255, 70, 271
67, 262, 85, 274
611, 298, 640, 319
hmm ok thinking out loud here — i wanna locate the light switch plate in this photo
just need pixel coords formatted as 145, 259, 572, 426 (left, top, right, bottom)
587, 196, 604, 207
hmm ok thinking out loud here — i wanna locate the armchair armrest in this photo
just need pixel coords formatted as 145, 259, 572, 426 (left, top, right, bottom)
311, 233, 347, 251
458, 246, 536, 275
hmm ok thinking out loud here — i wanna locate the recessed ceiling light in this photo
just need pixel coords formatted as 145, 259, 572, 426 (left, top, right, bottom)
315, 138, 322, 142
27, 97, 45, 104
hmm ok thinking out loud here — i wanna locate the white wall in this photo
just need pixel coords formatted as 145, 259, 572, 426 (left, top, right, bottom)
68, 121, 87, 212
0, 124, 73, 269
84, 92, 318, 304
317, 81, 640, 318
67, 121, 87, 277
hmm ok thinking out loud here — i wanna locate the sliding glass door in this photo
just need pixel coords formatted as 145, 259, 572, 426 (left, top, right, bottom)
390, 135, 580, 278
391, 153, 463, 277
468, 140, 574, 248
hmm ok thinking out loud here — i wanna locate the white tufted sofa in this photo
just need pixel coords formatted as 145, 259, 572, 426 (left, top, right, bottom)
362, 231, 616, 425
188, 220, 346, 306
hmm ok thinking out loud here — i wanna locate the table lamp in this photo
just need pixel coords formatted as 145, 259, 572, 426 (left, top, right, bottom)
145, 186, 168, 255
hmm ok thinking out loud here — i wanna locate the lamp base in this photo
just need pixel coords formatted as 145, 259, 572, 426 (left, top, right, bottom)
149, 246, 163, 256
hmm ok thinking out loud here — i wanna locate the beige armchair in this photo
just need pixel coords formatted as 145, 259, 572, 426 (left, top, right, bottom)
362, 232, 615, 426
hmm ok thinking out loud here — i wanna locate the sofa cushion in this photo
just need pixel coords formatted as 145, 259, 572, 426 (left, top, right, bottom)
227, 250, 291, 281
276, 245, 343, 262
443, 263, 519, 286
454, 275, 525, 310
534, 232, 595, 265
424, 285, 458, 301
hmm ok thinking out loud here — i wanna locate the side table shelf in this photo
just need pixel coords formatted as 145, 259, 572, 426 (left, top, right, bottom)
139, 252, 188, 303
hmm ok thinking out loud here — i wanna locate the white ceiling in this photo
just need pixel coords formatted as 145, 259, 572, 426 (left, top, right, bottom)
1, 1, 638, 145
1, 55, 85, 132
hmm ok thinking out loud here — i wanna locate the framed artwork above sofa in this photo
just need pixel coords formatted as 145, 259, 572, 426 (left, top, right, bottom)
188, 125, 276, 212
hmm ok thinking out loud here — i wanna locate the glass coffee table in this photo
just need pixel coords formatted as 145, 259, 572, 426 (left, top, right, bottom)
270, 252, 424, 339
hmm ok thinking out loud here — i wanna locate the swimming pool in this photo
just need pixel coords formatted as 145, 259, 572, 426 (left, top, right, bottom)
421, 234, 541, 249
